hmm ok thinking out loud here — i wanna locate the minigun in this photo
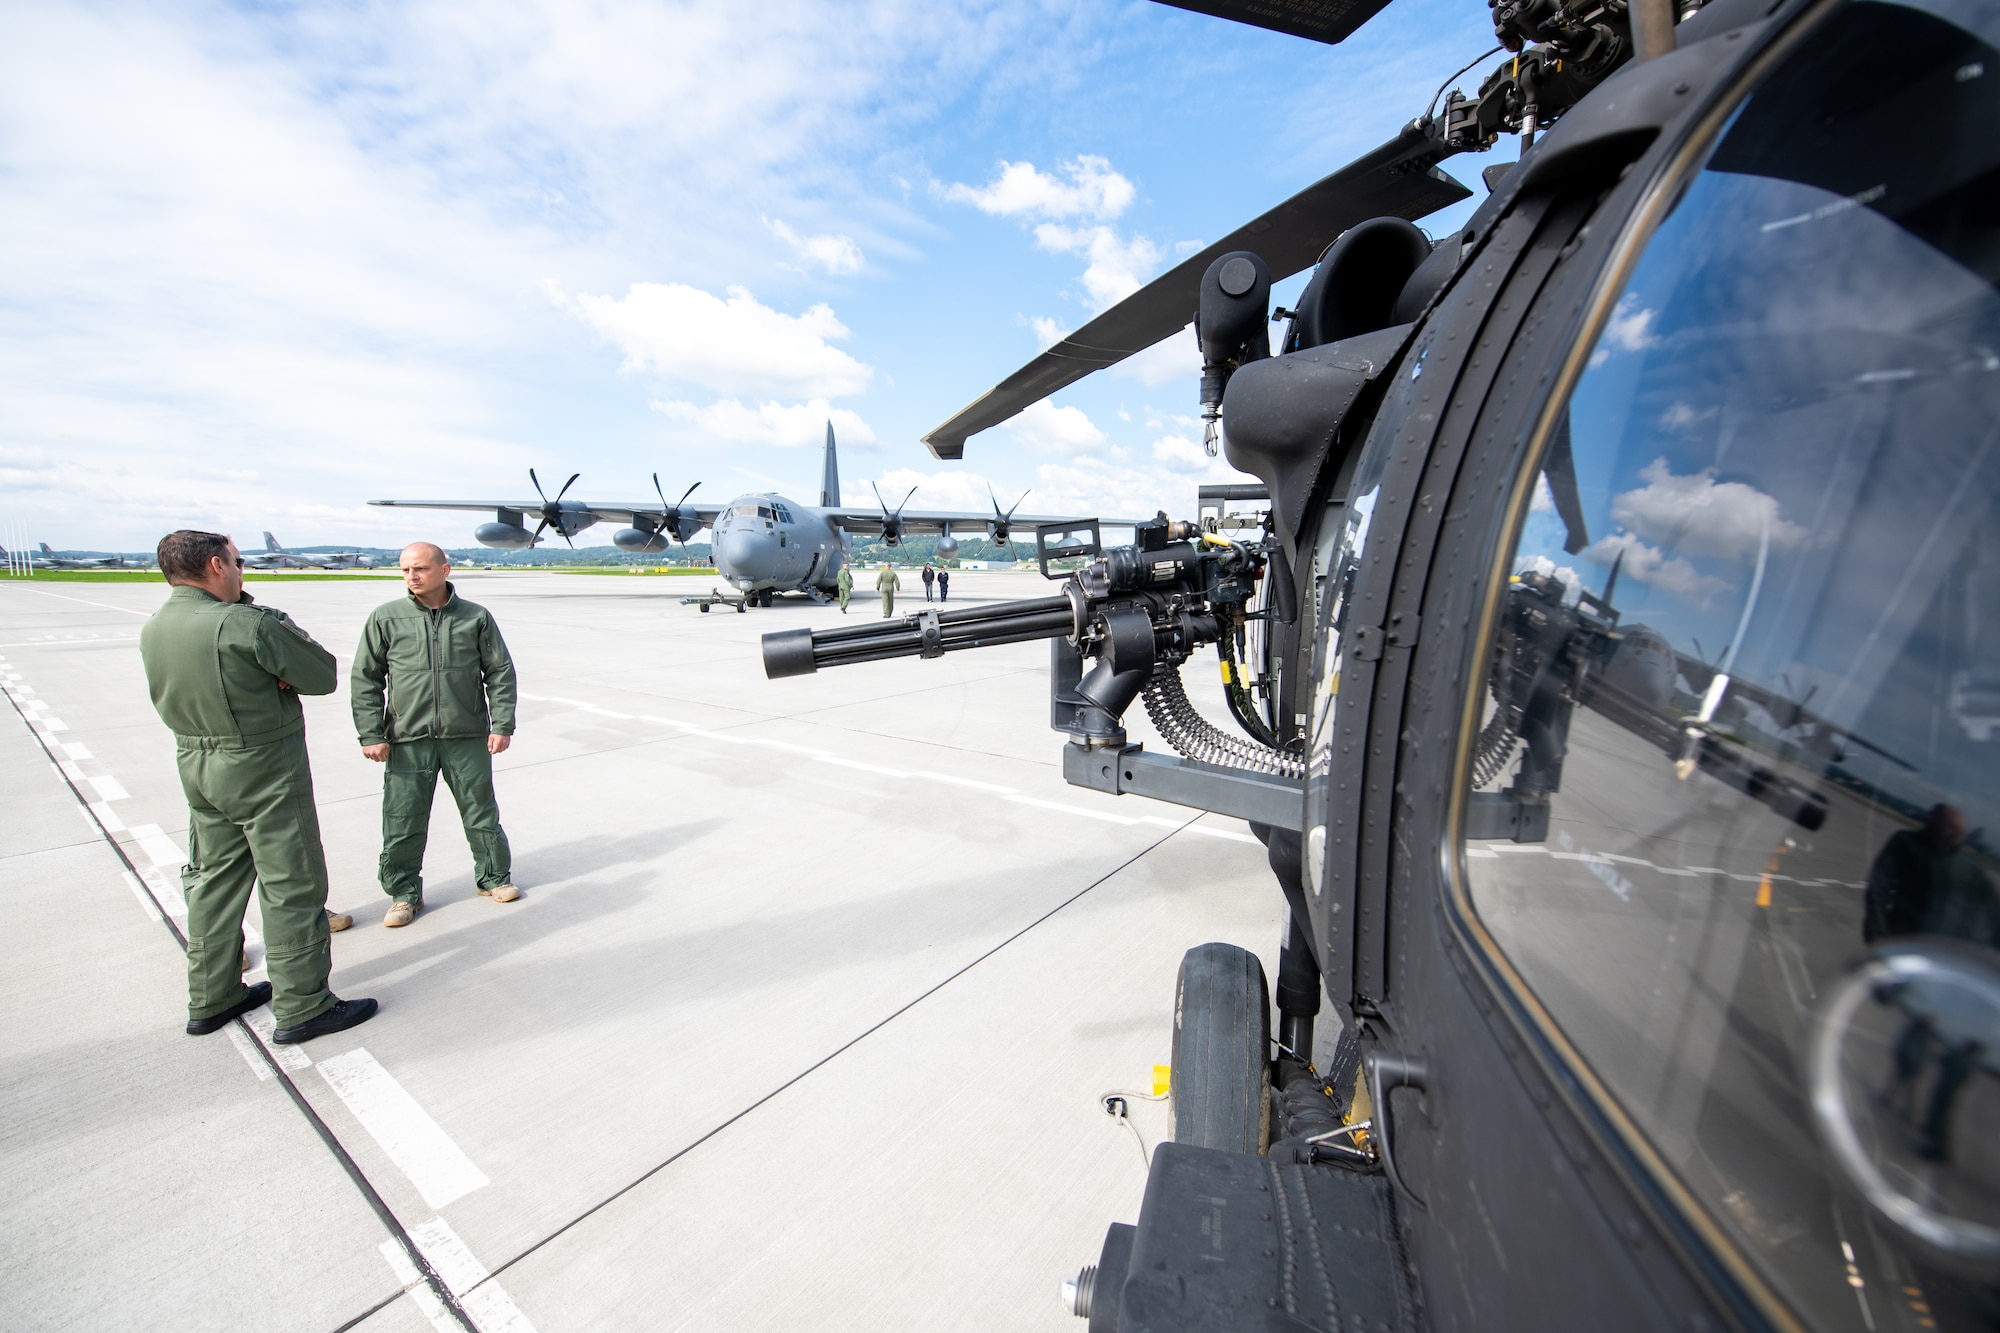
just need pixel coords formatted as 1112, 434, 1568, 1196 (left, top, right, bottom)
763, 514, 1309, 826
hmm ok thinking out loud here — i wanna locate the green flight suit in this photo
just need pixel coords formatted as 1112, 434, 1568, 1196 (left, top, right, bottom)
876, 567, 901, 617
835, 565, 852, 611
352, 584, 516, 905
139, 586, 339, 1028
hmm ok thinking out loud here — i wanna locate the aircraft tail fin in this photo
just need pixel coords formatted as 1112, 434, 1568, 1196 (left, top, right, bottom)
40, 542, 54, 556
263, 531, 283, 552
821, 421, 840, 509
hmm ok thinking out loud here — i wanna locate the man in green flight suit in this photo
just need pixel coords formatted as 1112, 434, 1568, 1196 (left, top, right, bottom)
139, 530, 377, 1044
835, 563, 853, 613
353, 542, 519, 928
876, 562, 901, 617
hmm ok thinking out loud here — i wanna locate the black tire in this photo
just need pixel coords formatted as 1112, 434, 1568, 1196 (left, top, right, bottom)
700, 604, 709, 613
1169, 943, 1272, 1154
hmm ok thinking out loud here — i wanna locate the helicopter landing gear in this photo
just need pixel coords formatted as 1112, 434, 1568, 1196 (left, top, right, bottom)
1170, 943, 1272, 1154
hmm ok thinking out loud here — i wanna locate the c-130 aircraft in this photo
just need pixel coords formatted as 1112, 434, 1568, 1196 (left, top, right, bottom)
371, 425, 1134, 605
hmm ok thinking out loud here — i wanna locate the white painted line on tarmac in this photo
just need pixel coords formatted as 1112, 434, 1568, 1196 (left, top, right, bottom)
87, 774, 129, 801
88, 801, 125, 831
813, 754, 911, 777
318, 1048, 490, 1209
1006, 792, 1139, 825
241, 1008, 312, 1072
119, 871, 164, 924
0, 587, 152, 616
405, 1216, 537, 1333
227, 1025, 275, 1081
126, 823, 184, 869
381, 1220, 538, 1333
138, 864, 188, 917
917, 771, 1018, 793
60, 741, 92, 759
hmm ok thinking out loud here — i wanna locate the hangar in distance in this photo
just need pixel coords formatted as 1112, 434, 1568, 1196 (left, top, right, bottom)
371, 425, 1138, 605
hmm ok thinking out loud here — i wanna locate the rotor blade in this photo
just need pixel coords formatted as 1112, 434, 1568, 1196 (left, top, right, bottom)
871, 480, 889, 514
653, 471, 668, 511
678, 482, 700, 506
528, 517, 550, 547
896, 486, 918, 519
1005, 489, 1030, 521
530, 468, 549, 505
555, 472, 581, 503
1150, 0, 1396, 45
920, 122, 1469, 459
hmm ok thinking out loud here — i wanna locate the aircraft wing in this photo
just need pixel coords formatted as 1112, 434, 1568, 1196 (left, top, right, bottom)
369, 499, 732, 526
819, 507, 1156, 535
920, 122, 1469, 460
1151, 0, 1399, 45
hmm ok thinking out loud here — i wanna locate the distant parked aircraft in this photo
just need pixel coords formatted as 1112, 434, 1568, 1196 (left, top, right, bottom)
244, 532, 381, 570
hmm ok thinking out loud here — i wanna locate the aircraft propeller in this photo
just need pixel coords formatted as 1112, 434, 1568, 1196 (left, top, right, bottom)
988, 487, 1031, 546
652, 474, 702, 545
528, 468, 582, 548
872, 481, 919, 546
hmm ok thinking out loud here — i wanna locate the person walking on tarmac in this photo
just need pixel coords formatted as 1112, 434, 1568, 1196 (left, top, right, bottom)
836, 562, 853, 613
876, 562, 901, 617
937, 568, 950, 603
353, 543, 519, 928
138, 531, 377, 1045
921, 562, 935, 601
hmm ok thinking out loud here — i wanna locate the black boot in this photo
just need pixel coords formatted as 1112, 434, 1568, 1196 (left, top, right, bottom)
273, 996, 380, 1045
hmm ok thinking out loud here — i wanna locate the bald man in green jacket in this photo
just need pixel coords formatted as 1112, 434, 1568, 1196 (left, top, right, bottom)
138, 530, 377, 1045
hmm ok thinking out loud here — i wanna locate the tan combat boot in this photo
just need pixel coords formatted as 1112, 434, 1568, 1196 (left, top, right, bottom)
480, 883, 521, 903
384, 901, 419, 927
327, 908, 353, 932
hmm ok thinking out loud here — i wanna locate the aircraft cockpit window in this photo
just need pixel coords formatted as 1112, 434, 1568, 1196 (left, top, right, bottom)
1460, 1, 2000, 1324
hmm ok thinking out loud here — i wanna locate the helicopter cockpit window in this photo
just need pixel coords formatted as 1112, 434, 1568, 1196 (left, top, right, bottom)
1461, 0, 2000, 1324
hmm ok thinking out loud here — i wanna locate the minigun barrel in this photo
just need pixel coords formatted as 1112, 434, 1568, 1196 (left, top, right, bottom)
763, 594, 1075, 678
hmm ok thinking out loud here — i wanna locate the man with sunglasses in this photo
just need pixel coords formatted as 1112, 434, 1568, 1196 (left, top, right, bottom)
138, 530, 377, 1045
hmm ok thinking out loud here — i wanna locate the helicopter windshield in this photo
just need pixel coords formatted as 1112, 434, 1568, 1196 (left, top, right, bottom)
1463, 0, 2000, 1324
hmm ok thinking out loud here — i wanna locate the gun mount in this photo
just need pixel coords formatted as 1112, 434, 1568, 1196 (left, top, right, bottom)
762, 512, 1308, 829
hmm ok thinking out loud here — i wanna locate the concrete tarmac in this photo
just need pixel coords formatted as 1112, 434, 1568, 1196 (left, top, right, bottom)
0, 569, 1285, 1331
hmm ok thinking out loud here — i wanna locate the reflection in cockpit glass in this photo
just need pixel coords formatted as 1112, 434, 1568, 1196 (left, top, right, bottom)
1462, 0, 2000, 1325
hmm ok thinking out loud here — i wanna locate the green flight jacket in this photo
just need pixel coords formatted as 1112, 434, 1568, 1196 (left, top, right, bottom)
140, 586, 340, 747
352, 584, 516, 746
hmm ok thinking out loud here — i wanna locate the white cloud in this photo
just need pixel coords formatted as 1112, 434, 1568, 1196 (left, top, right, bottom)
1002, 399, 1107, 455
844, 468, 996, 514
1031, 316, 1070, 350
1033, 222, 1162, 311
1584, 532, 1728, 600
1660, 401, 1716, 431
1590, 295, 1660, 366
1531, 474, 1555, 514
1111, 323, 1200, 387
1515, 553, 1585, 604
651, 398, 877, 447
941, 155, 1134, 221
1611, 458, 1808, 560
765, 217, 864, 275
556, 282, 873, 399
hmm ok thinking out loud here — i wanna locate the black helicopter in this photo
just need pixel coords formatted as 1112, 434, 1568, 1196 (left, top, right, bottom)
768, 0, 2000, 1326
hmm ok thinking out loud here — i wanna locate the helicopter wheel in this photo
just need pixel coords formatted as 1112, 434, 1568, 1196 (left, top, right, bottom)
1169, 943, 1272, 1155
699, 603, 709, 613
736, 602, 746, 614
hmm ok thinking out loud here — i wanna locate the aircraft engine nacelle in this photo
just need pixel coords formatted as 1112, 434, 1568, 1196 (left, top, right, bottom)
613, 527, 671, 554
987, 521, 1010, 545
475, 521, 535, 549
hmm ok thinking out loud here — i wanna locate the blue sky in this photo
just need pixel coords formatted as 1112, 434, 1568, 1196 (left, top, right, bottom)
4, 0, 1505, 550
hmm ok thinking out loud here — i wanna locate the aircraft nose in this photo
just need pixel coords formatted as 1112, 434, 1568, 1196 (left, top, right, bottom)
719, 530, 774, 580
